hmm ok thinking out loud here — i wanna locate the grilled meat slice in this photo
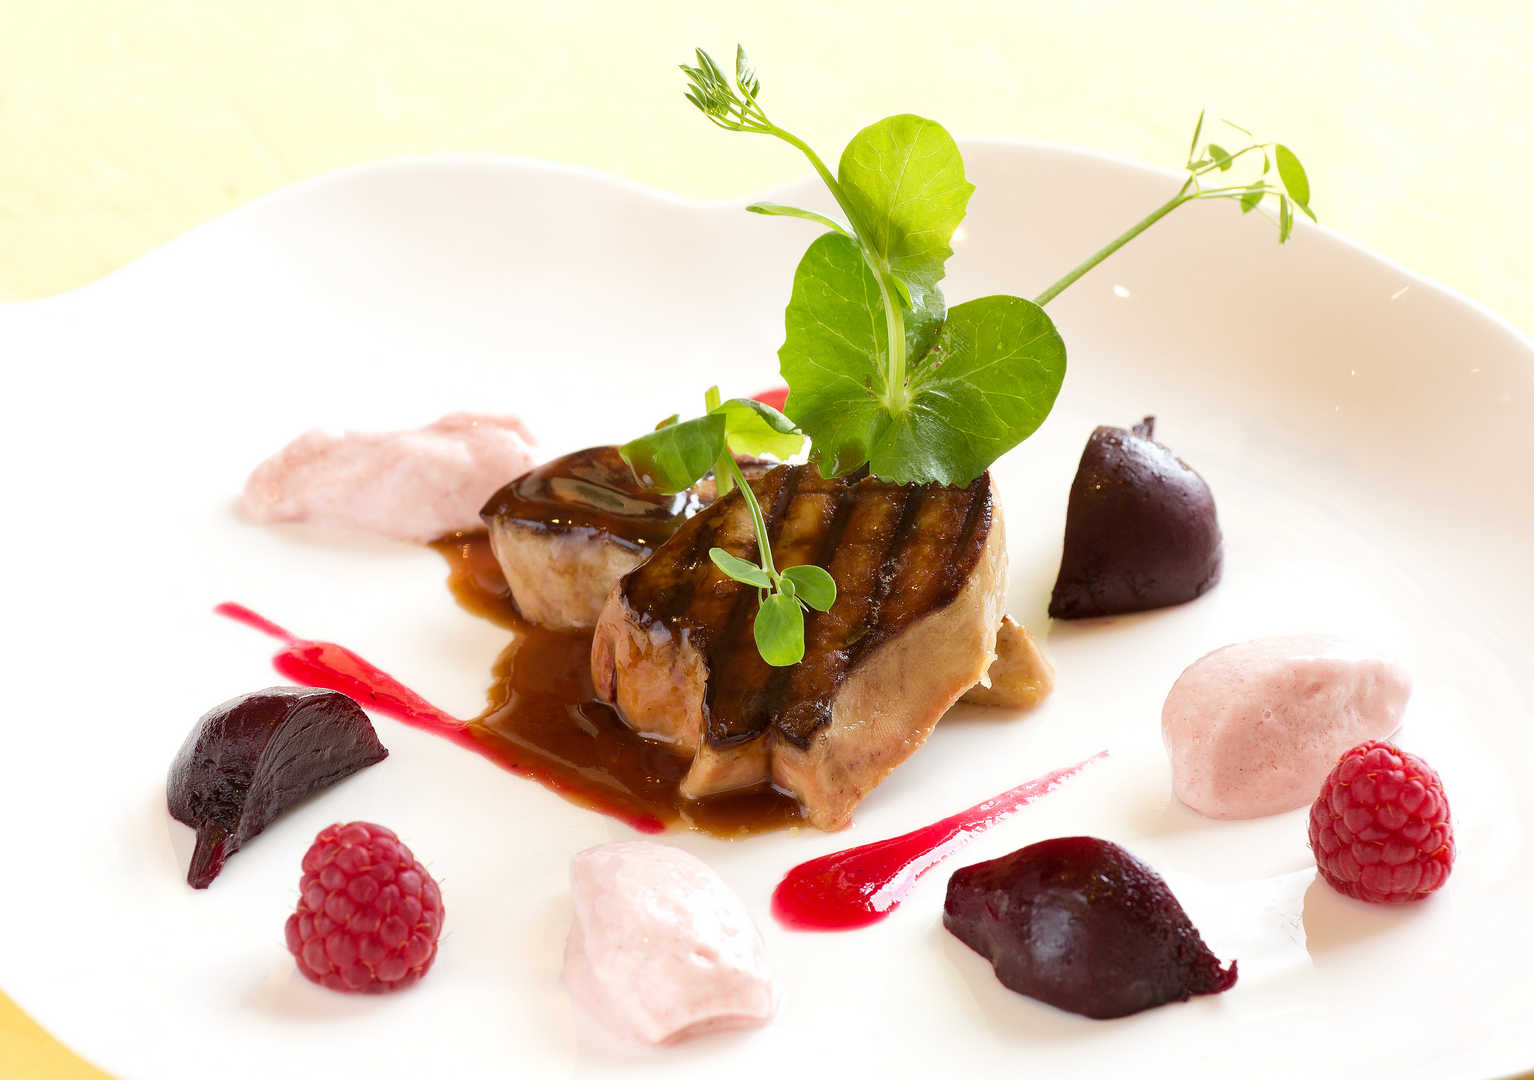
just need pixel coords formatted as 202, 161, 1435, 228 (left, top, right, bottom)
591, 464, 1007, 830
481, 446, 758, 631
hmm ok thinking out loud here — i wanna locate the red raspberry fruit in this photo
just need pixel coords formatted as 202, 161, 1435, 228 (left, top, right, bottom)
1308, 741, 1453, 904
284, 822, 443, 993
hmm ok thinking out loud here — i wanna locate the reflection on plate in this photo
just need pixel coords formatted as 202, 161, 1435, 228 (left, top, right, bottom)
2, 145, 1531, 1079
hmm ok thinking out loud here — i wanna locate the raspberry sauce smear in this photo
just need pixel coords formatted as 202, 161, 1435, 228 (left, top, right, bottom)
771, 751, 1106, 931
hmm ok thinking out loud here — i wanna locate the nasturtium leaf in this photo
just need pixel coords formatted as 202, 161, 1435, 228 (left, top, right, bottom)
837, 114, 973, 294
709, 397, 806, 459
867, 295, 1068, 486
754, 592, 805, 667
619, 413, 726, 493
709, 547, 772, 589
1275, 145, 1310, 208
778, 232, 944, 475
1239, 183, 1265, 213
746, 202, 850, 236
781, 564, 836, 611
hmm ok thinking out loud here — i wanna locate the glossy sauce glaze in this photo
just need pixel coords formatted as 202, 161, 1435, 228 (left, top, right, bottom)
430, 531, 804, 835
771, 751, 1106, 930
478, 445, 707, 552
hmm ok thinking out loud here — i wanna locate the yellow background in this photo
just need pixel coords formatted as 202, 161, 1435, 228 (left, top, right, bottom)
3, 1, 1531, 1076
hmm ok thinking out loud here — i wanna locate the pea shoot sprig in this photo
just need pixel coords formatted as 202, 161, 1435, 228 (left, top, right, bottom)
623, 46, 1314, 670
619, 387, 835, 667
1034, 110, 1314, 305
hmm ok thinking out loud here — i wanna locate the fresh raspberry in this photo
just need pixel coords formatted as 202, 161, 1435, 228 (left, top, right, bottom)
284, 822, 443, 993
1308, 741, 1453, 904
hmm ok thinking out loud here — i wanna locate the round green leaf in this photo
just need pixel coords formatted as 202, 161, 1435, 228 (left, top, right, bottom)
620, 413, 727, 493
780, 564, 836, 612
710, 397, 806, 460
869, 295, 1068, 485
753, 592, 805, 667
709, 547, 772, 589
837, 114, 974, 289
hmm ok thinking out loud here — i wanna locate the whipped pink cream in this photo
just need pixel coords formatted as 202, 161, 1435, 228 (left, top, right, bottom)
1162, 634, 1411, 819
563, 841, 775, 1045
238, 413, 536, 542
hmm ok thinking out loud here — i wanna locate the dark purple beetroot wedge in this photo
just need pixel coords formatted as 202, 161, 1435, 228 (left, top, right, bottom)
943, 836, 1236, 1019
1049, 417, 1222, 619
166, 687, 388, 888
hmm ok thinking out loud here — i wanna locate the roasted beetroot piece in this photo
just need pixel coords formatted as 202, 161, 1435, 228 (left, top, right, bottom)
943, 836, 1236, 1019
1049, 418, 1221, 619
167, 687, 388, 888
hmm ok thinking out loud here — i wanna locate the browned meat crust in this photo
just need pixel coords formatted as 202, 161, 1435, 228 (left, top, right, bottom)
591, 464, 1008, 829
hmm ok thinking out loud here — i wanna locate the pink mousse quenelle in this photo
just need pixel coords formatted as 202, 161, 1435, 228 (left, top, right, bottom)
562, 841, 776, 1045
239, 413, 537, 542
1161, 634, 1411, 819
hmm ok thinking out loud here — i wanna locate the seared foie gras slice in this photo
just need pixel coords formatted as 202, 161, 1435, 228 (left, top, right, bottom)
480, 446, 707, 631
960, 617, 1055, 709
591, 465, 1007, 830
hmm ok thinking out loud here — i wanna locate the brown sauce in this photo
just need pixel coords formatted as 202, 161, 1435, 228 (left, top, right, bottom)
478, 445, 706, 552
429, 531, 803, 836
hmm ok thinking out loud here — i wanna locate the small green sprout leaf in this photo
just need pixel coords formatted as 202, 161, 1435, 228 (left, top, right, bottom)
746, 202, 851, 236
868, 295, 1068, 485
1275, 144, 1310, 207
709, 397, 806, 459
1279, 196, 1294, 243
1208, 143, 1233, 171
754, 592, 805, 666
1239, 182, 1265, 213
709, 547, 773, 589
1187, 108, 1206, 164
777, 232, 944, 475
735, 44, 760, 98
619, 413, 726, 493
781, 564, 836, 611
837, 114, 974, 294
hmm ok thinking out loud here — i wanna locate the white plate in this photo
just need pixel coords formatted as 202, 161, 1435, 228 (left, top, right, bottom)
4, 145, 1532, 1080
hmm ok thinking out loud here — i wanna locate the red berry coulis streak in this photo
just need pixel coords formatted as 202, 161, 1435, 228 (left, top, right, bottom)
771, 751, 1106, 931
213, 602, 665, 833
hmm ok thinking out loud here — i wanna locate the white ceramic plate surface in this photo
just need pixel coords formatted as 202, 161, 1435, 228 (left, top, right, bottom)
4, 145, 1532, 1080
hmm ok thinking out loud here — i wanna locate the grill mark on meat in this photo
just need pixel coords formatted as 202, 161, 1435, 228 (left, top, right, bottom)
938, 482, 990, 607
748, 475, 862, 728
699, 467, 806, 748
848, 483, 928, 665
634, 469, 788, 639
614, 465, 993, 752
771, 483, 921, 747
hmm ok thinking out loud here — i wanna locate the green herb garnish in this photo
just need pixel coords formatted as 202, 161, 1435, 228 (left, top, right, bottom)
627, 47, 1313, 667
619, 387, 833, 667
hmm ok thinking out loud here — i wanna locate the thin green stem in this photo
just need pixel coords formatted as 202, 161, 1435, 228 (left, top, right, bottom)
1034, 184, 1195, 307
764, 125, 861, 231
723, 455, 777, 576
1189, 142, 1269, 177
872, 267, 908, 413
